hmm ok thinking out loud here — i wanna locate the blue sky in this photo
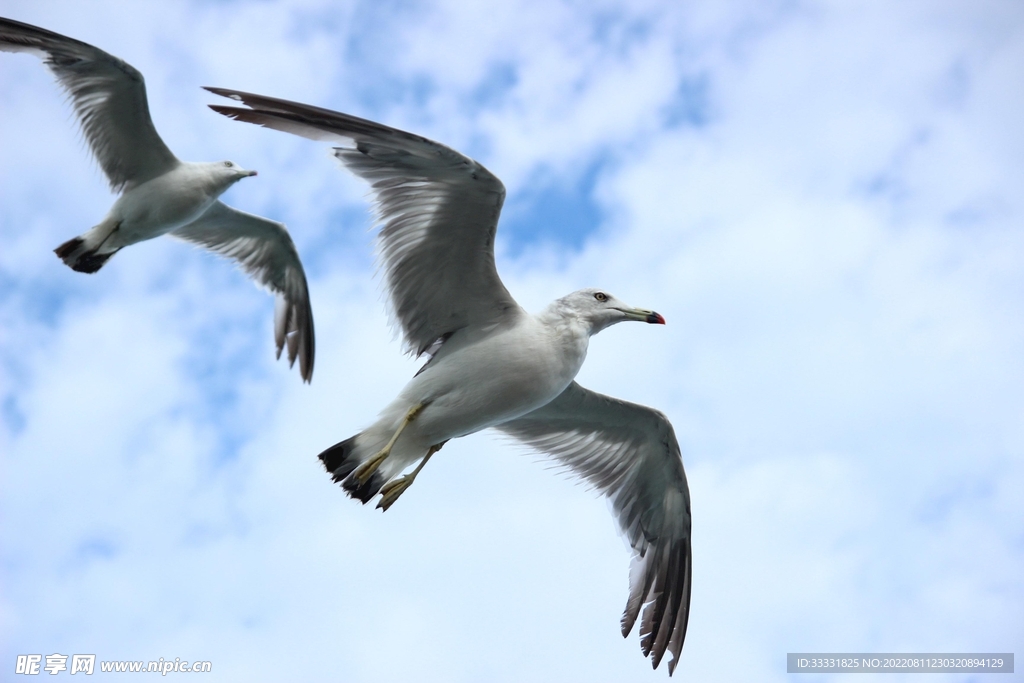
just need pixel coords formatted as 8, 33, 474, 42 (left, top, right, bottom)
1, 1, 1022, 681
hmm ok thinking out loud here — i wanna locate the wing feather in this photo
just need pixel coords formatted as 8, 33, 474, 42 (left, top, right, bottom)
498, 382, 692, 675
204, 87, 522, 356
172, 202, 315, 382
0, 17, 178, 191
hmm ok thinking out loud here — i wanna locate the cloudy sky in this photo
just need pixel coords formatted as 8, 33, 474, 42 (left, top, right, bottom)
1, 0, 1022, 680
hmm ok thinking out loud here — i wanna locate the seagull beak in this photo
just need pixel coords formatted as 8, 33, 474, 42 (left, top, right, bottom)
246, 170, 258, 177
619, 307, 666, 324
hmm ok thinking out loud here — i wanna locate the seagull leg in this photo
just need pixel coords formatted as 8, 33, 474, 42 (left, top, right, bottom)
353, 403, 426, 485
376, 440, 447, 511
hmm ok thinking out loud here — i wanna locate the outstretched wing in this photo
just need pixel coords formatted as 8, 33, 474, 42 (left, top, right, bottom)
0, 17, 179, 192
498, 382, 692, 675
205, 87, 522, 357
172, 202, 315, 382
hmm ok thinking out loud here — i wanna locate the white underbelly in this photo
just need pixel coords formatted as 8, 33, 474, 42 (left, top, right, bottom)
402, 325, 586, 443
109, 174, 216, 245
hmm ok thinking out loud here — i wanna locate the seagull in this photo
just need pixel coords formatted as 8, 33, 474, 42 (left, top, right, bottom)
208, 88, 692, 674
0, 17, 314, 382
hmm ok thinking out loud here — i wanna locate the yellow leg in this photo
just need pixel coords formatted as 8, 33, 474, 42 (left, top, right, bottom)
376, 441, 447, 511
354, 403, 425, 485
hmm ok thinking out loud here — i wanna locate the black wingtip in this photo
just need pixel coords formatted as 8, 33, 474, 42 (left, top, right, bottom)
208, 104, 244, 119
203, 86, 243, 101
287, 329, 314, 384
299, 308, 315, 384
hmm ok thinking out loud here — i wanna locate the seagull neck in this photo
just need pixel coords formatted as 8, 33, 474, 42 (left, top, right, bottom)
540, 301, 601, 337
531, 308, 591, 385
537, 304, 594, 343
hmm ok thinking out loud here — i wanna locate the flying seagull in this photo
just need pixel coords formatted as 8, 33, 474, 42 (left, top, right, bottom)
208, 87, 692, 674
0, 17, 314, 382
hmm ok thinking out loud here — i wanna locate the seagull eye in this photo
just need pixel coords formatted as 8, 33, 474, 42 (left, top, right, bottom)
223, 161, 233, 167
594, 292, 608, 302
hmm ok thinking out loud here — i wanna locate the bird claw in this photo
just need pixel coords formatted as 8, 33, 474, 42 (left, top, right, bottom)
377, 475, 414, 511
355, 403, 427, 485
354, 448, 389, 484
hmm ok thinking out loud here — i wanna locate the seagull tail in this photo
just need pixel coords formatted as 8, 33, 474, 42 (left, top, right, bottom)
316, 433, 385, 504
54, 237, 118, 273
54, 220, 121, 273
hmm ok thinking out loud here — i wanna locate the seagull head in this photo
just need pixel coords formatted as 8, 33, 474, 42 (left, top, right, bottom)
208, 160, 258, 189
558, 288, 666, 335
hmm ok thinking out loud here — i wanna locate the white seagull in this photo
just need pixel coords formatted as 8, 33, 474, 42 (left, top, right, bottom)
208, 88, 692, 674
0, 18, 314, 381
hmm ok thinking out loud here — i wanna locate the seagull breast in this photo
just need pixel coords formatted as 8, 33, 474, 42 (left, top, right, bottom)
403, 315, 590, 442
107, 163, 235, 245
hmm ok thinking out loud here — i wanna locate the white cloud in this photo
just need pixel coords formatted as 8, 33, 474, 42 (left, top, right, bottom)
2, 0, 1022, 680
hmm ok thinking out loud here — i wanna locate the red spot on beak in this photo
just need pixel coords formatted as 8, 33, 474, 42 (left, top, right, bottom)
647, 312, 666, 325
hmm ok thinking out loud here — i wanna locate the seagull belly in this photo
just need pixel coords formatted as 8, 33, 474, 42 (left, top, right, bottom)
106, 168, 220, 247
404, 322, 588, 444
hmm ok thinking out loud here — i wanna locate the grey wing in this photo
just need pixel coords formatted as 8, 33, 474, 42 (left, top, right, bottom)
205, 87, 522, 357
0, 16, 178, 192
498, 382, 692, 676
172, 202, 315, 382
